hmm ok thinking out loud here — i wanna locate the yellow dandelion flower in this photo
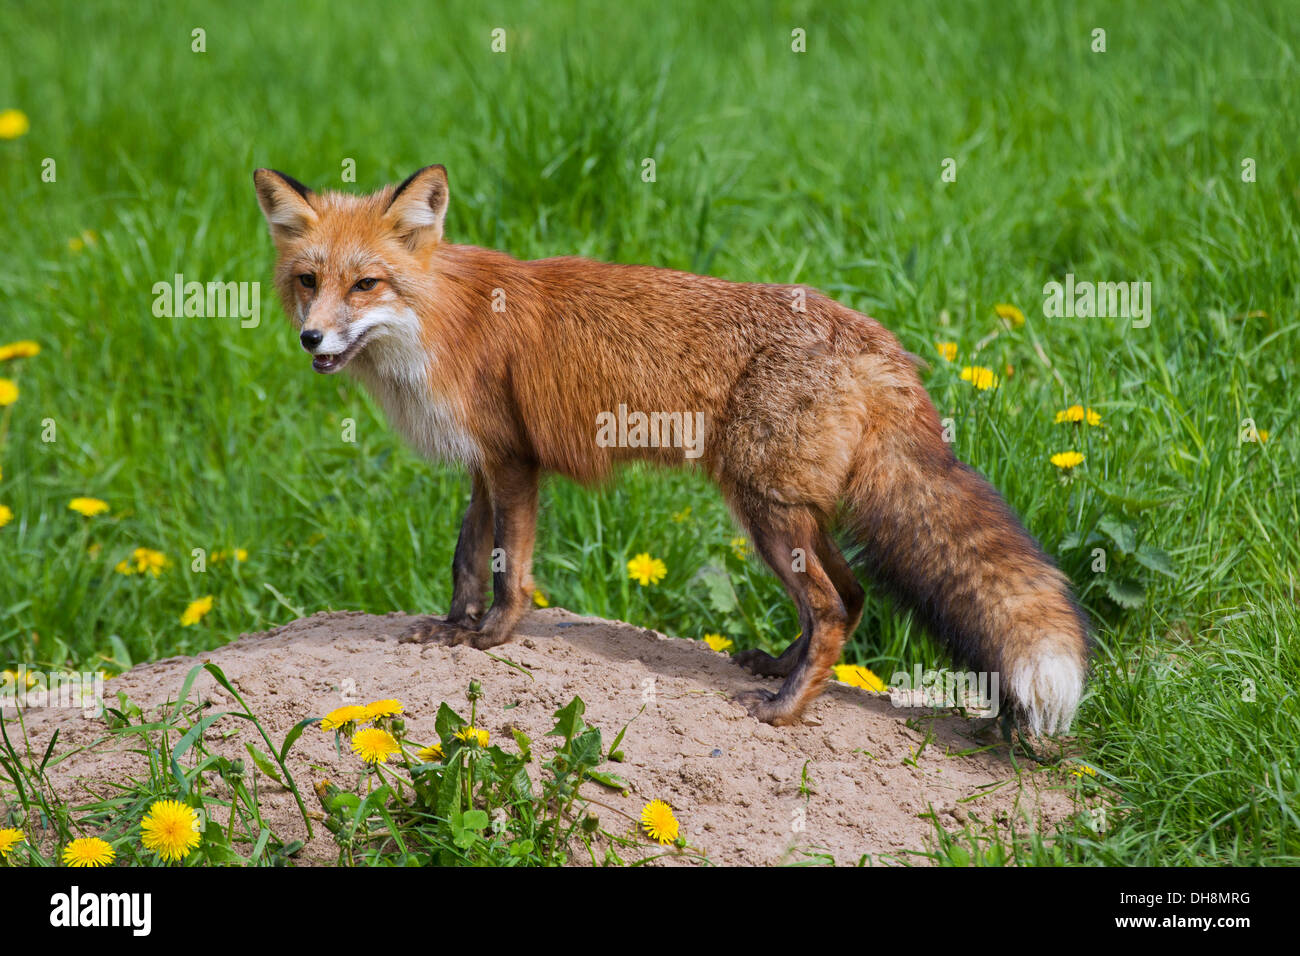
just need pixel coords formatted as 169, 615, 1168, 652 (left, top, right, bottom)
68, 497, 110, 517
670, 507, 691, 523
140, 799, 201, 863
321, 704, 370, 732
532, 588, 550, 608
1051, 451, 1085, 471
454, 725, 489, 747
729, 536, 749, 560
351, 728, 401, 764
833, 663, 887, 692
234, 548, 248, 561
994, 303, 1025, 327
137, 549, 168, 575
703, 633, 733, 653
959, 366, 1000, 390
627, 552, 668, 586
1054, 405, 1102, 427
179, 595, 214, 626
0, 827, 25, 859
116, 547, 169, 576
3, 668, 36, 688
0, 379, 18, 406
935, 341, 957, 362
363, 698, 403, 720
0, 340, 40, 361
0, 505, 12, 528
640, 799, 679, 845
67, 231, 98, 253
417, 742, 444, 761
1070, 763, 1098, 778
1258, 430, 1269, 444
0, 109, 30, 140
62, 836, 115, 868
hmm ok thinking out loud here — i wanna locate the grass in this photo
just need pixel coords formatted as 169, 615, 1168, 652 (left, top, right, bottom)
1, 0, 1298, 864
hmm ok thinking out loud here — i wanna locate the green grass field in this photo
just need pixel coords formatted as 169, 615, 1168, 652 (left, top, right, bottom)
1, 0, 1298, 865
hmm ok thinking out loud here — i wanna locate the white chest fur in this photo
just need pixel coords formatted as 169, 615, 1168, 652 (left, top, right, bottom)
348, 307, 482, 467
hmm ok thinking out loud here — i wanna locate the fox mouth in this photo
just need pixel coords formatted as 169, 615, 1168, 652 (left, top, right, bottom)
311, 329, 373, 374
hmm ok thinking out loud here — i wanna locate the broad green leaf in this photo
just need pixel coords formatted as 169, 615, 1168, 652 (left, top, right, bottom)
548, 697, 586, 742
1104, 577, 1146, 608
328, 792, 361, 814
1097, 516, 1137, 555
700, 565, 738, 613
436, 758, 462, 818
435, 702, 466, 743
1133, 544, 1176, 577
569, 727, 603, 767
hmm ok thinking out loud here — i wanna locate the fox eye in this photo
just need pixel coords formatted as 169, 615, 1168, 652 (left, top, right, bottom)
298, 274, 316, 289
352, 278, 378, 292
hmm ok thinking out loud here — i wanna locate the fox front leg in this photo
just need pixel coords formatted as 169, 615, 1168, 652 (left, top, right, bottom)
463, 461, 540, 650
447, 471, 493, 623
400, 471, 493, 646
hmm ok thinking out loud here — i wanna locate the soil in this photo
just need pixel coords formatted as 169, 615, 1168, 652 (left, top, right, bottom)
3, 608, 1084, 865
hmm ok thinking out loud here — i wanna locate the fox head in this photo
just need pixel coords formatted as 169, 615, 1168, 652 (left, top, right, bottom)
252, 165, 449, 374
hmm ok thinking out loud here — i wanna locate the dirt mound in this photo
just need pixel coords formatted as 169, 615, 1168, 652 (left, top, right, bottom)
6, 609, 1082, 865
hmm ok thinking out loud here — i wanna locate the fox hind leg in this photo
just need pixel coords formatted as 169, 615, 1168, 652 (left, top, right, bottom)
734, 632, 807, 678
732, 500, 853, 725
734, 529, 863, 679
816, 530, 865, 638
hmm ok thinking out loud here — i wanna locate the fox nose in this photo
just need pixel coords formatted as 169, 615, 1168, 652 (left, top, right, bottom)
300, 329, 324, 351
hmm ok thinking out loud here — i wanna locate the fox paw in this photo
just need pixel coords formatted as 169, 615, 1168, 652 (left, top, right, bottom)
735, 688, 802, 726
399, 616, 479, 646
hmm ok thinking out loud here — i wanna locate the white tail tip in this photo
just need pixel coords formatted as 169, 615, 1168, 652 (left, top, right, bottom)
1009, 646, 1085, 736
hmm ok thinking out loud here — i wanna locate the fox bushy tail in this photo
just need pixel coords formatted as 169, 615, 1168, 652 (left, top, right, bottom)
842, 428, 1090, 735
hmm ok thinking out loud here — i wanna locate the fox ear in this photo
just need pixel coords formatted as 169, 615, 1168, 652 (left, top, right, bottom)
384, 165, 449, 247
253, 169, 317, 243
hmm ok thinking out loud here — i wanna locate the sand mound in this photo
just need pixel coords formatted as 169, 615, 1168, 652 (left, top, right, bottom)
6, 609, 1082, 865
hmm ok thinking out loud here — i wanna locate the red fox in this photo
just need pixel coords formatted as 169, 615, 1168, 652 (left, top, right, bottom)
254, 165, 1090, 734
